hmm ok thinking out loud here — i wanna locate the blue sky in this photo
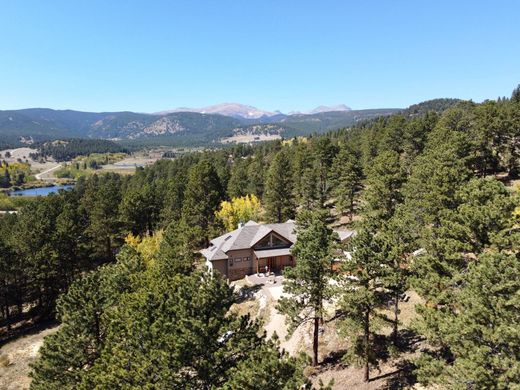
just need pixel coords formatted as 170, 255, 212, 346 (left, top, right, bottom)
1, 0, 519, 113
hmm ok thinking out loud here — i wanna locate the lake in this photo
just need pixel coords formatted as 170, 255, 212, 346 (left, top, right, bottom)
9, 185, 74, 197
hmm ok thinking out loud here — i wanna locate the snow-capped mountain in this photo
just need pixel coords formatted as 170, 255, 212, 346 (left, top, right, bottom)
289, 104, 352, 115
155, 103, 279, 120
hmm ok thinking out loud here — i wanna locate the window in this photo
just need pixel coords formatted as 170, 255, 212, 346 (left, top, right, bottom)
235, 257, 242, 263
243, 257, 250, 262
229, 258, 233, 267
255, 233, 289, 249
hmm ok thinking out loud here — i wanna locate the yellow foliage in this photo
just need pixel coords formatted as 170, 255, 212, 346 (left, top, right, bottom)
282, 136, 308, 146
124, 233, 141, 248
124, 230, 164, 267
216, 194, 261, 231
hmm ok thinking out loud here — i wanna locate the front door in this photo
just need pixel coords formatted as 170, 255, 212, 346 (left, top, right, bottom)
267, 257, 277, 273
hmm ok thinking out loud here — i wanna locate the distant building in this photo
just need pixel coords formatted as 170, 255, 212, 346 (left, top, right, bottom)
201, 220, 355, 281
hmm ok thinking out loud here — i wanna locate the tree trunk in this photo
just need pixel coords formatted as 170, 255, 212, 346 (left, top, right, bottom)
106, 236, 112, 261
393, 291, 399, 343
349, 194, 354, 222
313, 316, 319, 366
364, 310, 370, 382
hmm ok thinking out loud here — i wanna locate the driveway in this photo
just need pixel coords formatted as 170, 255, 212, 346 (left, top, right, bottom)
245, 274, 303, 355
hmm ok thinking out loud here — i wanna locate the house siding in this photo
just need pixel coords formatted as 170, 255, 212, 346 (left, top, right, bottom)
226, 249, 255, 281
211, 259, 228, 277
255, 254, 294, 273
203, 220, 355, 281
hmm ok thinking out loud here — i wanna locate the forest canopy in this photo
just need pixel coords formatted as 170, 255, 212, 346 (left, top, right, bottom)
2, 87, 520, 388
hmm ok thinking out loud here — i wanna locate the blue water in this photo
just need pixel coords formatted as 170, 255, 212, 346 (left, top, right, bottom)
9, 185, 74, 197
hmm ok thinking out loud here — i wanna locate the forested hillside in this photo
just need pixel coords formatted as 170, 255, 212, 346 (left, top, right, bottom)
32, 139, 129, 161
0, 106, 399, 147
2, 87, 520, 388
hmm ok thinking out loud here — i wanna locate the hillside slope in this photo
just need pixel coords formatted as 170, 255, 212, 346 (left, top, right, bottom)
0, 107, 401, 146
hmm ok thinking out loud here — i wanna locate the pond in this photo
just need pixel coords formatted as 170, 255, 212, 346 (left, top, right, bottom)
8, 184, 75, 197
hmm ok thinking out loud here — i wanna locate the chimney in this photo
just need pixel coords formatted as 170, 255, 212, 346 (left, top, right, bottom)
238, 221, 244, 229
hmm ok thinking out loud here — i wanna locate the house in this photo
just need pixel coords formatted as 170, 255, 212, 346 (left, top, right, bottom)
201, 220, 355, 281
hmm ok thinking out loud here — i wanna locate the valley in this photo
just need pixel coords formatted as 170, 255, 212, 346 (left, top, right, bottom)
0, 104, 401, 148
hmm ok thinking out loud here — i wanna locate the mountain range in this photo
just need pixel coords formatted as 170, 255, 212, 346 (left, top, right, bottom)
154, 102, 353, 120
0, 102, 438, 147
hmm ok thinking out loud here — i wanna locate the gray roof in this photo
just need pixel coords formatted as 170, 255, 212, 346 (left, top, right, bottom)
336, 230, 356, 242
202, 219, 355, 262
254, 247, 292, 258
202, 220, 296, 261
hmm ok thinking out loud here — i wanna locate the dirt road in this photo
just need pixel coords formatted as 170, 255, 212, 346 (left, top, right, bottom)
34, 164, 61, 181
0, 325, 59, 390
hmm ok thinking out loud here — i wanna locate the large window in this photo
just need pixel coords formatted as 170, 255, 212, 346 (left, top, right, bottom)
254, 233, 289, 249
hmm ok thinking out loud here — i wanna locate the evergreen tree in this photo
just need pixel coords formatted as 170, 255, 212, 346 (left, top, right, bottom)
0, 168, 10, 188
300, 164, 320, 209
329, 145, 362, 221
312, 137, 337, 206
512, 84, 520, 103
181, 159, 224, 247
30, 247, 145, 389
80, 270, 304, 388
412, 178, 518, 359
246, 156, 265, 197
277, 209, 336, 366
227, 158, 249, 198
155, 220, 197, 275
379, 214, 413, 343
159, 178, 185, 227
119, 182, 157, 236
416, 252, 520, 388
81, 174, 123, 262
338, 227, 387, 382
263, 150, 295, 223
362, 150, 405, 227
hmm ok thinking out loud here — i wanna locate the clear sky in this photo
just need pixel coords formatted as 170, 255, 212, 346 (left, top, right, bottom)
1, 0, 519, 113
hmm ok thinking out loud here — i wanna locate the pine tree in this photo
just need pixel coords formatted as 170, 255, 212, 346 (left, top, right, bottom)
512, 84, 520, 103
81, 174, 123, 262
30, 247, 145, 389
246, 156, 265, 197
312, 137, 337, 207
227, 158, 249, 198
0, 168, 10, 188
412, 178, 518, 366
181, 159, 224, 247
379, 214, 413, 343
329, 145, 362, 221
78, 267, 306, 389
155, 219, 197, 275
338, 226, 387, 382
277, 209, 336, 366
263, 150, 295, 223
160, 178, 185, 227
362, 150, 405, 227
416, 252, 520, 388
119, 182, 157, 236
300, 164, 320, 209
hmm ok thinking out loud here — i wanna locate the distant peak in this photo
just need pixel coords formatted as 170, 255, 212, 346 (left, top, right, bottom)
288, 104, 351, 115
154, 103, 353, 119
307, 104, 351, 114
154, 103, 277, 119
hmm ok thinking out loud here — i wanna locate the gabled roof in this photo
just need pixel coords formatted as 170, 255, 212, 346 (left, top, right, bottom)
201, 219, 356, 262
336, 230, 356, 242
202, 220, 296, 261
